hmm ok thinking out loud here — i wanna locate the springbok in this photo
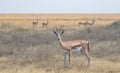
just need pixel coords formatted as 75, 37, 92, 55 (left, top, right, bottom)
42, 20, 49, 28
53, 28, 91, 67
33, 19, 38, 28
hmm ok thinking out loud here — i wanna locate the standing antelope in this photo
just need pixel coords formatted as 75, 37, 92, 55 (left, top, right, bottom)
53, 28, 91, 67
42, 20, 49, 28
33, 19, 39, 28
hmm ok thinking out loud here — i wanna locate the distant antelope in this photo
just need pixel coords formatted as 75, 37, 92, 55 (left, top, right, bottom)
53, 27, 91, 67
42, 20, 49, 28
32, 19, 39, 28
79, 19, 95, 27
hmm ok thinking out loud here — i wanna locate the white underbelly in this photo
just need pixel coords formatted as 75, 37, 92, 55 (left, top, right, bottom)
71, 47, 82, 52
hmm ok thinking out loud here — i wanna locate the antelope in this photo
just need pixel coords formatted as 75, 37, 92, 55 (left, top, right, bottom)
33, 19, 39, 28
42, 20, 49, 28
53, 28, 91, 67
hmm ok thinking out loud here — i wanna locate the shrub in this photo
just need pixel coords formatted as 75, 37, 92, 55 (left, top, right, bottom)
111, 20, 120, 28
1, 22, 12, 29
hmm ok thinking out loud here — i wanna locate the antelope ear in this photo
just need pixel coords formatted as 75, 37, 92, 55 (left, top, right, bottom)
61, 30, 64, 36
53, 30, 58, 36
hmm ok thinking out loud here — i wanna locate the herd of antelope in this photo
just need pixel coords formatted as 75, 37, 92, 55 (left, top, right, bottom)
32, 18, 96, 28
32, 19, 94, 67
32, 19, 49, 28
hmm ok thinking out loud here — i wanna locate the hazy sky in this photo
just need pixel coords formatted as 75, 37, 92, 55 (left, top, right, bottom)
0, 0, 120, 13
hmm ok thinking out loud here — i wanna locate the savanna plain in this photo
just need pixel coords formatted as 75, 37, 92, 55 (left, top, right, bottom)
0, 14, 120, 73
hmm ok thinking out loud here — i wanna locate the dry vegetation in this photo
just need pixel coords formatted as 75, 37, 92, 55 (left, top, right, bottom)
0, 17, 120, 73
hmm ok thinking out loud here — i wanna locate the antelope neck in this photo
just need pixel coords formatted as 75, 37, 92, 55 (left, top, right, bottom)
58, 35, 64, 46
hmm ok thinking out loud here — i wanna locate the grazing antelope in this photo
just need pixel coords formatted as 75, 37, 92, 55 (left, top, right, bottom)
53, 28, 91, 67
33, 19, 39, 28
42, 20, 49, 28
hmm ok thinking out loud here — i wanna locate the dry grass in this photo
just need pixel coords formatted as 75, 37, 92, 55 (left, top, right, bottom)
0, 57, 120, 73
1, 14, 120, 29
0, 20, 120, 73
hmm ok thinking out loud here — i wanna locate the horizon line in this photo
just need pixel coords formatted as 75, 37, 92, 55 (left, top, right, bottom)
0, 13, 120, 15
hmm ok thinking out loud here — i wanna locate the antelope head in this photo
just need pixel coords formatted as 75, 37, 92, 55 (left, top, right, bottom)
53, 28, 64, 41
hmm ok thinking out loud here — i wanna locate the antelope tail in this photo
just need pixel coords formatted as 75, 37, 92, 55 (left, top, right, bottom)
87, 42, 90, 52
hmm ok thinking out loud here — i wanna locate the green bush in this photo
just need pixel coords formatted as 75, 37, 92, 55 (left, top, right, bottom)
1, 22, 12, 28
111, 20, 120, 28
